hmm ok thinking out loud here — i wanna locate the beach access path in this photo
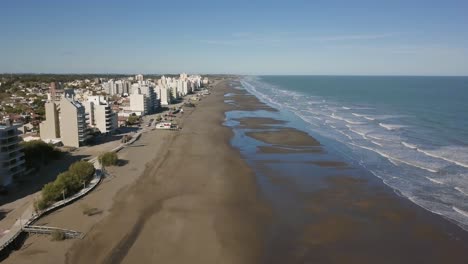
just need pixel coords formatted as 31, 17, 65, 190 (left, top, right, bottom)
0, 129, 143, 253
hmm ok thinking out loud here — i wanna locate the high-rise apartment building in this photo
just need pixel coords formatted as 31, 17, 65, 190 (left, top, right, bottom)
84, 96, 117, 134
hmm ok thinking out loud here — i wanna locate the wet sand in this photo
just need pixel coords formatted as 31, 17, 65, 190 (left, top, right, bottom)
63, 80, 268, 264
234, 117, 286, 129
225, 79, 468, 263
246, 128, 321, 146
4, 78, 468, 263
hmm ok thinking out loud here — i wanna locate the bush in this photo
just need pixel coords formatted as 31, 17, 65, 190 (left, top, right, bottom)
98, 152, 118, 167
51, 230, 66, 241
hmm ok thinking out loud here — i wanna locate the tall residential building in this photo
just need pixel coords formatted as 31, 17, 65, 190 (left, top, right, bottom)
84, 96, 117, 134
135, 74, 144, 82
40, 89, 93, 148
60, 95, 92, 148
0, 122, 25, 187
156, 85, 170, 106
139, 85, 159, 113
129, 88, 147, 115
39, 101, 61, 140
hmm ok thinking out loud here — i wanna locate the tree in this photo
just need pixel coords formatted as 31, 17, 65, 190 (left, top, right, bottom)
41, 182, 62, 203
68, 161, 95, 183
38, 160, 96, 210
21, 140, 61, 168
127, 115, 139, 125
98, 152, 118, 167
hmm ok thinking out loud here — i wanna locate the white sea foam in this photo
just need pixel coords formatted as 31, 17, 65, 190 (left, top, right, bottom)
330, 113, 345, 121
402, 141, 418, 149
417, 147, 468, 169
352, 113, 375, 121
426, 177, 444, 184
455, 187, 468, 196
240, 77, 468, 231
379, 123, 406, 131
453, 207, 468, 218
349, 143, 438, 173
337, 130, 353, 140
347, 127, 367, 139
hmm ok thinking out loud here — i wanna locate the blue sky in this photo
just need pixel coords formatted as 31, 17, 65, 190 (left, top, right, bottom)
1, 0, 467, 75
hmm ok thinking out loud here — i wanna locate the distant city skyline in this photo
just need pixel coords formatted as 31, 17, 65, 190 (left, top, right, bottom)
1, 0, 468, 76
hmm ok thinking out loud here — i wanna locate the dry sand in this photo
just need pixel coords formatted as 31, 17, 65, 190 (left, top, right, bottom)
2, 80, 269, 264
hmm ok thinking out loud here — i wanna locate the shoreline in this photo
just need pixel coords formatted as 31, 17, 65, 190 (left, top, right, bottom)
3, 78, 468, 263
224, 79, 468, 263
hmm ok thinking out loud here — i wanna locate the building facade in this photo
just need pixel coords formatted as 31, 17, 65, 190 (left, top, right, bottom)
84, 96, 117, 134
60, 96, 92, 148
39, 101, 61, 140
0, 123, 25, 187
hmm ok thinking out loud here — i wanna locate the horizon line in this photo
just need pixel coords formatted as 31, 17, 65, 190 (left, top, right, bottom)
1, 72, 468, 77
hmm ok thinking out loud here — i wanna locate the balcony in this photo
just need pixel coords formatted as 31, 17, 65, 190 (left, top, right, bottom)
0, 138, 20, 147
0, 130, 18, 139
1, 151, 24, 162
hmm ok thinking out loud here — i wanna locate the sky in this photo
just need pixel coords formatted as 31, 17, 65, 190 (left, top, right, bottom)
1, 0, 468, 75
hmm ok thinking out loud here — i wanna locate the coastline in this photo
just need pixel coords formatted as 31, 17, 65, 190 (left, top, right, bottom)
224, 79, 468, 263
2, 78, 468, 263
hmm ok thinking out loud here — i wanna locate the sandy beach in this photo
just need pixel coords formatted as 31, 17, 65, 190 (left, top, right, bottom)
1, 79, 269, 264
3, 78, 468, 264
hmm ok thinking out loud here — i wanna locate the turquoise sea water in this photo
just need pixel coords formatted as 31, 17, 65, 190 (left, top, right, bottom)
241, 75, 468, 230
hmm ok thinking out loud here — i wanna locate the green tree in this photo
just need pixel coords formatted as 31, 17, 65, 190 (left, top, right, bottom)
68, 161, 95, 183
41, 182, 62, 203
127, 115, 139, 125
21, 140, 61, 168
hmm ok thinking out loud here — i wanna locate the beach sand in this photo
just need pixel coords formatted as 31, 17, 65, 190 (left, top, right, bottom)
4, 78, 468, 264
2, 80, 269, 264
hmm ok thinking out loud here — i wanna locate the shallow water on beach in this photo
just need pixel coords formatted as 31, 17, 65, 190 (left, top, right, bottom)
240, 75, 468, 232
224, 80, 468, 263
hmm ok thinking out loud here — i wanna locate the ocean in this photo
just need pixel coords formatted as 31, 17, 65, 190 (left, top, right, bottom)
240, 75, 468, 231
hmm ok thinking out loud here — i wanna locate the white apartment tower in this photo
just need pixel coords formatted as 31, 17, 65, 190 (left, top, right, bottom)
135, 74, 144, 82
129, 88, 147, 115
84, 96, 117, 134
